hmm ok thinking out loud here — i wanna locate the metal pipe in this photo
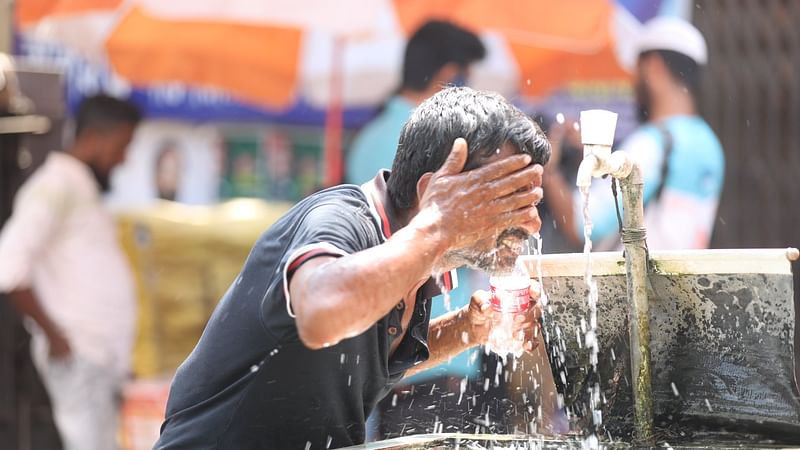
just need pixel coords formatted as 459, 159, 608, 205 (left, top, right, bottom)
575, 144, 654, 442
618, 164, 654, 444
577, 109, 653, 443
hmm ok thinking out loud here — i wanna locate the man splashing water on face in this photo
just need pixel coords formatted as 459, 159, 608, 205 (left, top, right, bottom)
155, 87, 553, 449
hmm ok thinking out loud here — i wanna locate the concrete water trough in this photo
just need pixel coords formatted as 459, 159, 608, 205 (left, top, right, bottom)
521, 248, 800, 444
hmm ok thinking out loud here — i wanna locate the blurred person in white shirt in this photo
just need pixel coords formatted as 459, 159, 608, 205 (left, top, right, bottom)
0, 94, 141, 450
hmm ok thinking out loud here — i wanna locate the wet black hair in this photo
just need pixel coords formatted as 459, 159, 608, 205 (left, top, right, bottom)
387, 87, 550, 210
401, 20, 486, 92
75, 94, 141, 138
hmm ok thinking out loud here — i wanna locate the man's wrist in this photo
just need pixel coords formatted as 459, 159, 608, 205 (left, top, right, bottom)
406, 208, 450, 261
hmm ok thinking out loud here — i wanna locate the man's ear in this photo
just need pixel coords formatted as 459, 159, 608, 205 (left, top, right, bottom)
415, 172, 434, 203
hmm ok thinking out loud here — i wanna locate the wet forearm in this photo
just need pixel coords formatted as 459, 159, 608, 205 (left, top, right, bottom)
404, 307, 476, 377
292, 221, 447, 348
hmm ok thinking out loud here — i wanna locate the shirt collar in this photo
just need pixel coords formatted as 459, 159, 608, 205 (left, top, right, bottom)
360, 170, 458, 297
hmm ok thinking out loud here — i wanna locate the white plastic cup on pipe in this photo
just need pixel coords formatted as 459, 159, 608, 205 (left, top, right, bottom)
580, 110, 618, 146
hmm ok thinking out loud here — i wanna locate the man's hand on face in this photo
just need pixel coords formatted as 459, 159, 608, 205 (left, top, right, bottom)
413, 138, 544, 255
464, 282, 542, 352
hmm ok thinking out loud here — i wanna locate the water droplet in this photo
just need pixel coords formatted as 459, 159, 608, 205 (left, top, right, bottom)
457, 378, 468, 405
347, 375, 352, 387
582, 433, 599, 450
340, 353, 345, 365
305, 441, 311, 450
556, 112, 565, 124
250, 364, 259, 373
326, 436, 332, 449
526, 79, 532, 86
671, 382, 680, 397
704, 398, 713, 412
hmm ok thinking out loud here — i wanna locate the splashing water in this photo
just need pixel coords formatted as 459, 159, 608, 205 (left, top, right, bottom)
580, 186, 603, 449
530, 233, 548, 309
457, 377, 468, 405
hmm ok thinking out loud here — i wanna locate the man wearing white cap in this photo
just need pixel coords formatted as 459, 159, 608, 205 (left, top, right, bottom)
544, 16, 725, 250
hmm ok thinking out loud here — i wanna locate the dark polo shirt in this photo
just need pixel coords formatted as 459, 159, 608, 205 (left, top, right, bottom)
155, 172, 454, 449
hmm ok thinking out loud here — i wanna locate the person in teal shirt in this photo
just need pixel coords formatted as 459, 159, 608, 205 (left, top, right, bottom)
346, 20, 485, 186
347, 96, 415, 186
347, 20, 492, 438
543, 17, 725, 252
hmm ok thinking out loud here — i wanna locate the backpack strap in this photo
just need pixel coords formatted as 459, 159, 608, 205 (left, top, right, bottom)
651, 122, 674, 205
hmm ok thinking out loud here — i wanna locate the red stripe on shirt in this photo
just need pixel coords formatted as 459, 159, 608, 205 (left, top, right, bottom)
287, 248, 335, 273
372, 199, 393, 239
443, 271, 452, 291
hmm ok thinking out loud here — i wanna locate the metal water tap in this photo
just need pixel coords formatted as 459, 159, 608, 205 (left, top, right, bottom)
575, 110, 633, 188
575, 109, 653, 444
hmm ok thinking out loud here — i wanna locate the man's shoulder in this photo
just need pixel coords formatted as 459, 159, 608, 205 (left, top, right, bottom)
351, 98, 410, 150
665, 116, 719, 140
265, 185, 378, 241
666, 116, 724, 158
297, 184, 371, 213
351, 114, 403, 152
15, 154, 75, 202
619, 125, 662, 155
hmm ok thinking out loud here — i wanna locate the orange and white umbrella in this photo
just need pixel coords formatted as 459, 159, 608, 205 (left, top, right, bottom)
17, 0, 631, 108
16, 0, 632, 183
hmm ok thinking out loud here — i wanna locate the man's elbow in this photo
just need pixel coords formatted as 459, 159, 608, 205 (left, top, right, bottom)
295, 307, 341, 350
297, 326, 338, 350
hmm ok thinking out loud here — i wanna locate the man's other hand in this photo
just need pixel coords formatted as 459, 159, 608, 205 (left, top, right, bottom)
464, 281, 542, 351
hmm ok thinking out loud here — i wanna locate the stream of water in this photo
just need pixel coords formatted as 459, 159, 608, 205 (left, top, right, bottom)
579, 186, 603, 450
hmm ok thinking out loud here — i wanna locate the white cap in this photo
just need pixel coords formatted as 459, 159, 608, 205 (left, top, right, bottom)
625, 17, 708, 71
